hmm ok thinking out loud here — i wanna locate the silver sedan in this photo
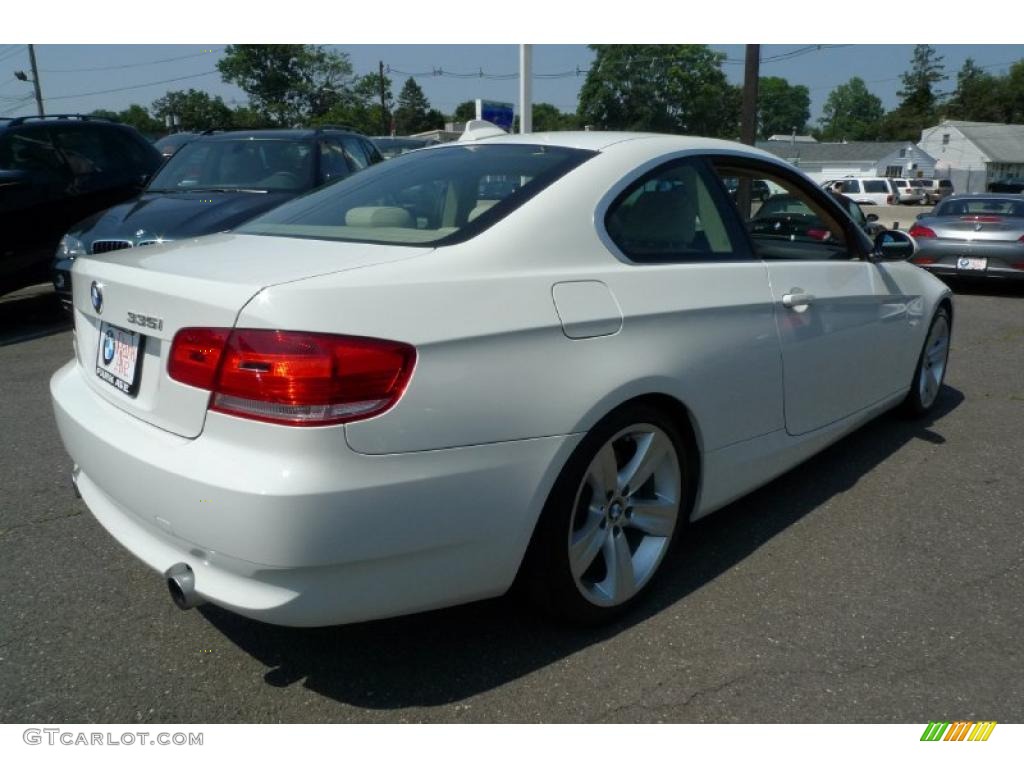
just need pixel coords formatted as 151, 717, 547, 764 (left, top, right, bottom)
909, 194, 1024, 280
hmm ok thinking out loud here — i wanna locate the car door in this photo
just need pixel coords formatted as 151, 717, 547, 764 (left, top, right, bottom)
0, 125, 75, 288
709, 158, 914, 436
601, 157, 785, 450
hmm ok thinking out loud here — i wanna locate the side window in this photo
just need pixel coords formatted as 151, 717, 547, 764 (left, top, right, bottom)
52, 126, 118, 192
0, 127, 69, 178
361, 139, 383, 165
711, 161, 853, 261
862, 180, 888, 194
340, 137, 371, 171
605, 159, 738, 263
319, 139, 350, 183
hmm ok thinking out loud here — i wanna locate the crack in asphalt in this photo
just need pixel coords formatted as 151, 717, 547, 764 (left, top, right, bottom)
0, 508, 83, 540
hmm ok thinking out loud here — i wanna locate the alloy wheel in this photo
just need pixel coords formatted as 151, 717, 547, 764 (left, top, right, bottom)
567, 424, 682, 607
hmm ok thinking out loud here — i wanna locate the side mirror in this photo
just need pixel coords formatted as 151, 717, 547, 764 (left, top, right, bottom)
865, 213, 879, 222
872, 229, 916, 262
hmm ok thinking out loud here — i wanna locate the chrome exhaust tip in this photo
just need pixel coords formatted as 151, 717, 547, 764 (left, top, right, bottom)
165, 563, 204, 610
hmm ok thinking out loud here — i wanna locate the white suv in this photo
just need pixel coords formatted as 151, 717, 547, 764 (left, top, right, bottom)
890, 178, 925, 205
824, 178, 900, 206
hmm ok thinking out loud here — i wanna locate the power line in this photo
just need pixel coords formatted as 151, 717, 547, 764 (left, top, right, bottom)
44, 69, 220, 101
41, 49, 223, 74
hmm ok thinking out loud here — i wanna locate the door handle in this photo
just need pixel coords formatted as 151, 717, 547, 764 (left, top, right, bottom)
782, 291, 815, 309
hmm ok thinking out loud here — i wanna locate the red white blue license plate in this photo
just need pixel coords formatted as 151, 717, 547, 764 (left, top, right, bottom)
957, 256, 987, 271
95, 322, 144, 395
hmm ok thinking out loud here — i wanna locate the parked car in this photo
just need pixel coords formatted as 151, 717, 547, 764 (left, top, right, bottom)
755, 193, 886, 239
908, 178, 943, 205
51, 132, 950, 628
823, 177, 900, 206
153, 132, 199, 159
724, 176, 771, 202
909, 193, 1024, 280
0, 114, 161, 296
890, 178, 925, 205
371, 136, 439, 159
987, 178, 1024, 194
52, 127, 383, 308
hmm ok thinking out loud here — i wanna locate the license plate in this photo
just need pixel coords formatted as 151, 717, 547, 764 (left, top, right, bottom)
95, 322, 144, 396
957, 256, 987, 271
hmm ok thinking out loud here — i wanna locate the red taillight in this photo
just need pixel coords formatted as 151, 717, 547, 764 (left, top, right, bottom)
169, 328, 416, 426
909, 223, 937, 239
912, 256, 938, 265
887, 195, 894, 204
168, 328, 230, 389
1011, 261, 1024, 271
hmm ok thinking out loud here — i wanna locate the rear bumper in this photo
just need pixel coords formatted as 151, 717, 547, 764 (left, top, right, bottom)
913, 240, 1024, 280
51, 359, 579, 626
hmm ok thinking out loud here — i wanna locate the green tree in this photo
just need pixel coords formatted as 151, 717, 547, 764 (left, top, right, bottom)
151, 89, 233, 131
897, 44, 945, 120
945, 58, 1006, 122
452, 100, 476, 123
312, 72, 393, 135
118, 104, 164, 136
818, 77, 885, 141
217, 44, 355, 126
393, 77, 434, 134
1004, 60, 1024, 123
877, 44, 947, 140
757, 77, 810, 139
577, 44, 739, 137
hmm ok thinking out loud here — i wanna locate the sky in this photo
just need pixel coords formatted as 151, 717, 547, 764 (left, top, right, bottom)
2, 44, 1023, 128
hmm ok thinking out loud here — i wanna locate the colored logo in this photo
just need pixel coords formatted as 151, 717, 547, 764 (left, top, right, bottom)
921, 721, 997, 742
90, 281, 103, 314
102, 329, 116, 365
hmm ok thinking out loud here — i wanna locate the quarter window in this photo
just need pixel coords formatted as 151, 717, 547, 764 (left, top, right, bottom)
604, 159, 738, 263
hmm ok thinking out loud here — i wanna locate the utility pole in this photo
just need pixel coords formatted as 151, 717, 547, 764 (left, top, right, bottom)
28, 45, 44, 116
740, 44, 759, 146
519, 44, 532, 134
14, 44, 45, 115
378, 61, 389, 135
737, 44, 760, 217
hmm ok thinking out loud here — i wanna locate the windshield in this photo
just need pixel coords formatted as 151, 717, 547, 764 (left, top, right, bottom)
239, 143, 595, 246
148, 138, 315, 192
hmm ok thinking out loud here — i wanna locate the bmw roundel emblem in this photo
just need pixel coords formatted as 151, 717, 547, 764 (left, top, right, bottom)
102, 329, 116, 365
90, 281, 103, 314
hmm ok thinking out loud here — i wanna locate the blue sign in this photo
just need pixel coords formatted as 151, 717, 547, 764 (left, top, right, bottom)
476, 100, 514, 132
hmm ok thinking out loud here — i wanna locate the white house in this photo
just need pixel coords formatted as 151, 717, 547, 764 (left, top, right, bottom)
756, 140, 937, 186
919, 120, 1024, 193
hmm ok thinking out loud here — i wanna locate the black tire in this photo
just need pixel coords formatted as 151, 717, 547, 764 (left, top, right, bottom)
902, 306, 951, 416
520, 403, 691, 625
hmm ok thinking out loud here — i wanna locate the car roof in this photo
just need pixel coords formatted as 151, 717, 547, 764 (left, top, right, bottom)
436, 130, 785, 163
196, 128, 365, 142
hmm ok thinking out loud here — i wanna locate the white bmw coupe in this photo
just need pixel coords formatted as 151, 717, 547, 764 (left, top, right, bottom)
51, 132, 952, 627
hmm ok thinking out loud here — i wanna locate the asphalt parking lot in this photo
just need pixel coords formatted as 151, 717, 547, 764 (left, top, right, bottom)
1, 278, 1022, 724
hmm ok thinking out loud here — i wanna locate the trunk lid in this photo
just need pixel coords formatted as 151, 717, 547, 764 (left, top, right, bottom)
71, 232, 421, 437
934, 216, 1023, 241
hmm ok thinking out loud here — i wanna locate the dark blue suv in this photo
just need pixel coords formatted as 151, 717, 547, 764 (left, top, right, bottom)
51, 126, 382, 309
0, 114, 161, 296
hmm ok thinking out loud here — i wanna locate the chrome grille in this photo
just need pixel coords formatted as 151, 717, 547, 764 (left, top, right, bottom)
90, 240, 133, 255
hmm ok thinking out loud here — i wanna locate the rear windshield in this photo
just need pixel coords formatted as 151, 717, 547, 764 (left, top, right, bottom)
239, 143, 595, 246
935, 198, 1024, 217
